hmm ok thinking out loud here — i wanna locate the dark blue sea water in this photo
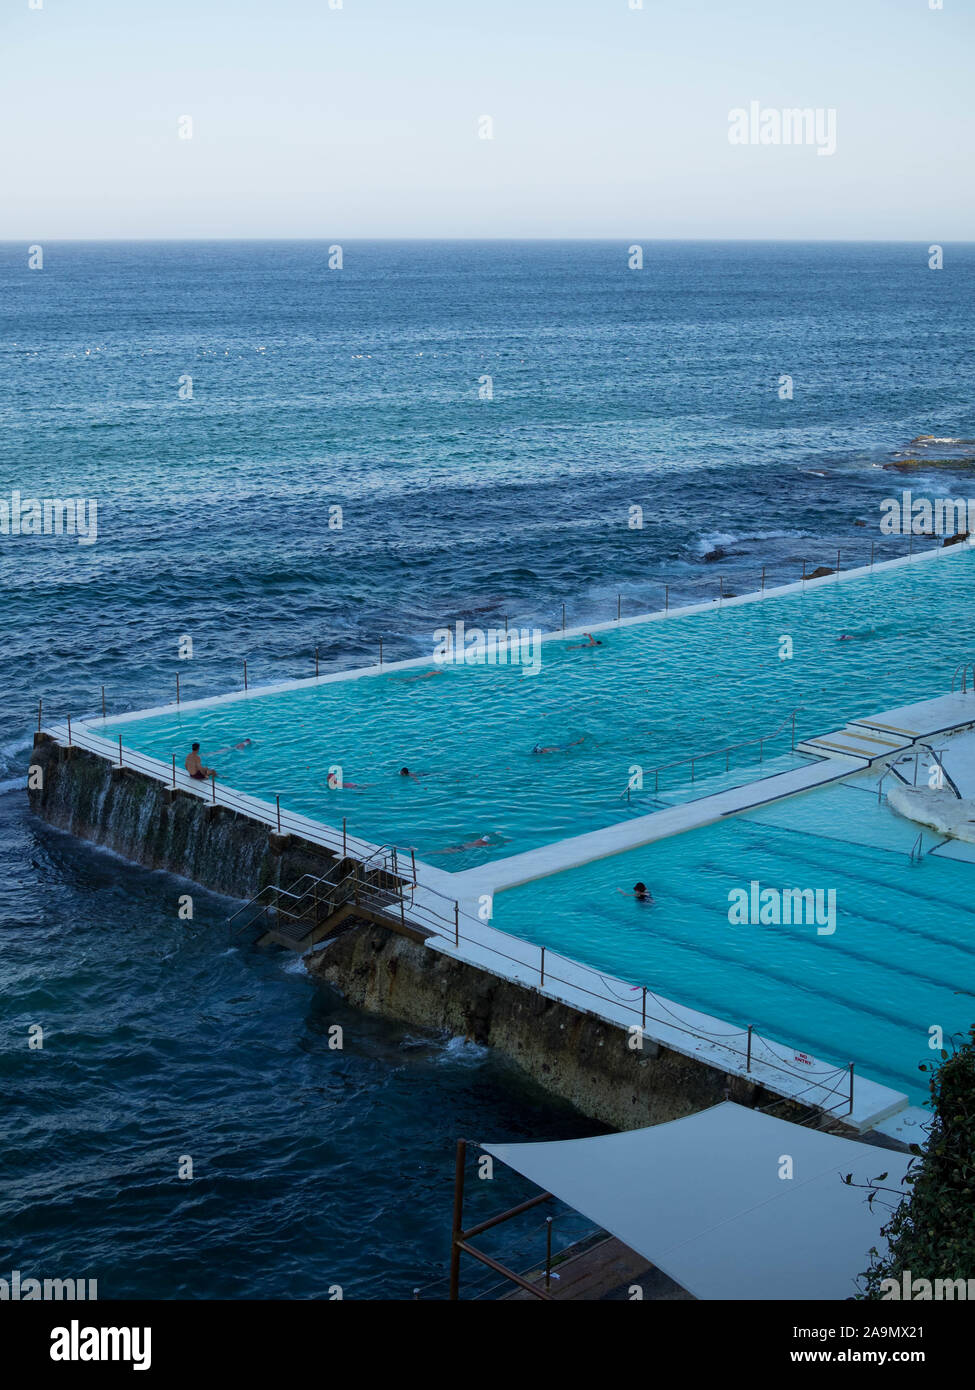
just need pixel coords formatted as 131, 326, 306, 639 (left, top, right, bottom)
1, 241, 973, 1297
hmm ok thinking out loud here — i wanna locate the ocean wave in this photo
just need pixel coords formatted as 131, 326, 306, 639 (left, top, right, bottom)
695, 528, 807, 554
0, 777, 26, 795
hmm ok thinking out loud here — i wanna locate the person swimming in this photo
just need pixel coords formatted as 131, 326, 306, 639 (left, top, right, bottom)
209, 738, 253, 756
532, 736, 586, 754
399, 766, 428, 781
566, 632, 602, 650
617, 881, 654, 902
429, 833, 500, 855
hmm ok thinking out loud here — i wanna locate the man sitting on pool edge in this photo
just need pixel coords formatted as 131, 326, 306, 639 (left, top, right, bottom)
185, 743, 217, 781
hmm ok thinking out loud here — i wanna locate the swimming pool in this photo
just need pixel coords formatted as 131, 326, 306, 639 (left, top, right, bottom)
100, 546, 975, 867
491, 777, 975, 1099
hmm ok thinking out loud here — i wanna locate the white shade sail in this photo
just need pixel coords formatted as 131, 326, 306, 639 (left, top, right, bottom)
482, 1102, 913, 1300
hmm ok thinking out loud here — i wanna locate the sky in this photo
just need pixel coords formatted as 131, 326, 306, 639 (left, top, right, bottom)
1, 0, 973, 239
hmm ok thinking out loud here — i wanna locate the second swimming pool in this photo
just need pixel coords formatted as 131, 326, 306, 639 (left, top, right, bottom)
491, 779, 975, 1100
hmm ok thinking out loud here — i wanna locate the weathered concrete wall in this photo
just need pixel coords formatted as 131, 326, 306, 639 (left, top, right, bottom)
308, 921, 778, 1131
30, 737, 784, 1130
27, 735, 339, 899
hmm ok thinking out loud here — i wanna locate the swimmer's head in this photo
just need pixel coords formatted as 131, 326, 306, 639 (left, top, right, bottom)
192, 742, 200, 752
400, 766, 410, 776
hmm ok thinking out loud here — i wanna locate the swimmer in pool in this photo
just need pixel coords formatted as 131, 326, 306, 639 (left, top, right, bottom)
618, 881, 654, 903
403, 670, 444, 682
566, 633, 602, 649
429, 834, 499, 855
399, 766, 429, 781
184, 743, 216, 780
532, 736, 586, 754
327, 772, 372, 790
209, 738, 253, 756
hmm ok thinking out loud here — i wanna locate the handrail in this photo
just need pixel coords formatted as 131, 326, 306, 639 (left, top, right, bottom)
916, 743, 962, 800
621, 706, 803, 799
951, 661, 975, 693
353, 880, 855, 1109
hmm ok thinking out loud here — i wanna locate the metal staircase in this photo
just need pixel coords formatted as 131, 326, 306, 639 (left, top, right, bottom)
228, 846, 418, 952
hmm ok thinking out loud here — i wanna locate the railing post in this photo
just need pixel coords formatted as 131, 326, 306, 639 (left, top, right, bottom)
664, 584, 669, 612
244, 660, 248, 691
172, 753, 176, 788
836, 548, 841, 578
641, 986, 647, 1031
746, 1025, 753, 1072
760, 566, 766, 593
719, 575, 723, 601
212, 773, 216, 804
411, 849, 417, 885
379, 638, 383, 666
276, 794, 281, 834
617, 594, 621, 622
848, 1062, 855, 1113
118, 734, 123, 768
315, 646, 320, 677
343, 817, 347, 856
101, 686, 106, 719
870, 540, 875, 569
801, 558, 807, 582
448, 1139, 467, 1301
540, 946, 545, 985
67, 714, 72, 746
561, 602, 566, 631
545, 1217, 554, 1291
454, 901, 459, 948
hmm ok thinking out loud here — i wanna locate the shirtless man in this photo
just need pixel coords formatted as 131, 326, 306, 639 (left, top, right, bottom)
566, 633, 602, 650
185, 743, 216, 780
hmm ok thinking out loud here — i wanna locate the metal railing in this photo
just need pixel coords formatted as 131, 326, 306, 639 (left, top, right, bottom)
364, 878, 857, 1113
951, 661, 975, 693
621, 707, 802, 800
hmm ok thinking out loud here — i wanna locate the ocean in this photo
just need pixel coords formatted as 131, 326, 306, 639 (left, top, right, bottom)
1, 239, 973, 1297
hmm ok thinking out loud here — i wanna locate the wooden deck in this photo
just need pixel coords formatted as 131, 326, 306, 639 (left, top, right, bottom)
501, 1235, 693, 1301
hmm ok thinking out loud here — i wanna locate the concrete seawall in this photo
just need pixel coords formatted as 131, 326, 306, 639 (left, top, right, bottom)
26, 734, 786, 1130
27, 735, 342, 898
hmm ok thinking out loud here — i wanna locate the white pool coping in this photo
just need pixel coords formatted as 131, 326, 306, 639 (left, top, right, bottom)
75, 535, 970, 733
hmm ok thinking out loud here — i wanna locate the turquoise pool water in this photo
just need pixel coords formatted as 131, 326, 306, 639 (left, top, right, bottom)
100, 547, 975, 867
493, 779, 975, 1099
